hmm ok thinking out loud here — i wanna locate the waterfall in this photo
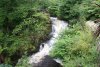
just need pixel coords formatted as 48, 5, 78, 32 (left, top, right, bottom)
28, 17, 68, 65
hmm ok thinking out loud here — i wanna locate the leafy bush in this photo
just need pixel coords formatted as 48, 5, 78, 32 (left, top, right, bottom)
0, 0, 51, 66
0, 64, 12, 67
0, 12, 51, 65
45, 0, 100, 25
51, 24, 97, 67
15, 56, 31, 67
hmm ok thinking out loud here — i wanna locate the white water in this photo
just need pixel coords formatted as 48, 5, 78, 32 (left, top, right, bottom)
29, 17, 68, 64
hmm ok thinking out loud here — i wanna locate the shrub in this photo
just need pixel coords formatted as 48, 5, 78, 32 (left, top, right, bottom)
50, 24, 97, 67
0, 11, 51, 66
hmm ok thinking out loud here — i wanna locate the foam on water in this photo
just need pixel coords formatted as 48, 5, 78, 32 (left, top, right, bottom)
29, 17, 68, 64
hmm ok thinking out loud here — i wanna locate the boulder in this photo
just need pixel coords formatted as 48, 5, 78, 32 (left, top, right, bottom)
85, 21, 99, 32
32, 55, 62, 67
85, 21, 100, 37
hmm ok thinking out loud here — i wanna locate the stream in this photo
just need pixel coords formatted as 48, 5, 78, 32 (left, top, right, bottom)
28, 17, 68, 67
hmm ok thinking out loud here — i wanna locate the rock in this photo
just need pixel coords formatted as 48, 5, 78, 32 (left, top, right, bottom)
32, 55, 62, 67
85, 20, 100, 38
85, 21, 99, 32
94, 19, 100, 23
94, 25, 100, 38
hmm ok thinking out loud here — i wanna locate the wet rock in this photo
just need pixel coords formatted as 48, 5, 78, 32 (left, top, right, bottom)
32, 55, 62, 67
85, 20, 100, 38
85, 21, 98, 32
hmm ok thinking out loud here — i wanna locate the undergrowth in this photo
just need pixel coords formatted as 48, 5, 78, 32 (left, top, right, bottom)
50, 24, 98, 67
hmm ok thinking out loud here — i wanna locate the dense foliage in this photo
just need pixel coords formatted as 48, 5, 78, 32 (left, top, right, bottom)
0, 0, 100, 66
46, 0, 100, 24
49, 0, 100, 67
51, 24, 98, 67
0, 0, 51, 66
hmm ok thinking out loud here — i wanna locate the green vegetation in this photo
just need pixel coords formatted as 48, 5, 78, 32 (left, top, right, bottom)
50, 0, 100, 67
0, 0, 100, 66
0, 0, 51, 66
38, 0, 100, 24
51, 24, 98, 67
